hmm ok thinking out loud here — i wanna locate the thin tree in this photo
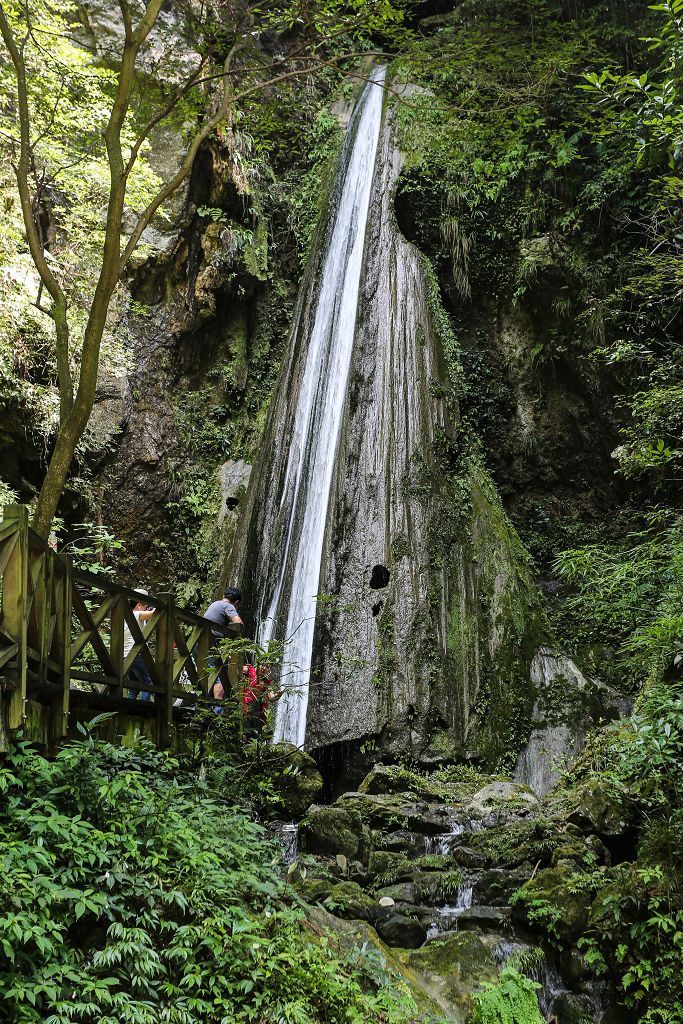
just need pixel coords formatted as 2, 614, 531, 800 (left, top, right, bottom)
0, 0, 407, 536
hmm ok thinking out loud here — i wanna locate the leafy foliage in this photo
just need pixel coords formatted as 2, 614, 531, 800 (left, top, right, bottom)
0, 733, 416, 1024
469, 966, 543, 1024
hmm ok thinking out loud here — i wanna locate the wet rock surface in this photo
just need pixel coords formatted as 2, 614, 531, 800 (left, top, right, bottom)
291, 762, 627, 1022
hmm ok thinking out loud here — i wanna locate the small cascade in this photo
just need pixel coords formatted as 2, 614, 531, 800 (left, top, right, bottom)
272, 822, 299, 865
424, 822, 465, 856
425, 882, 473, 938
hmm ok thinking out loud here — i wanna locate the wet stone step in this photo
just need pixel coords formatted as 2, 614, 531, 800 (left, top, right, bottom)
458, 905, 511, 931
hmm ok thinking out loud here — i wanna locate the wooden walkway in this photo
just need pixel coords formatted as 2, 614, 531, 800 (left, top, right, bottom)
0, 505, 242, 750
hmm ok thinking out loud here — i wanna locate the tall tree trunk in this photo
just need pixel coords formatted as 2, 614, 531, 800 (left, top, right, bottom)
32, 277, 116, 537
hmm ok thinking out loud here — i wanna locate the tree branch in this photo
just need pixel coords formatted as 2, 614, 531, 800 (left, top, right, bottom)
0, 0, 73, 420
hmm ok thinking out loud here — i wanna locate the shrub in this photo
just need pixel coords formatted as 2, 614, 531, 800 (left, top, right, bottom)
0, 734, 415, 1024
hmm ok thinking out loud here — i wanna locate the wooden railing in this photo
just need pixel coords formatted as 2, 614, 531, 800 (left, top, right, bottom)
0, 505, 242, 748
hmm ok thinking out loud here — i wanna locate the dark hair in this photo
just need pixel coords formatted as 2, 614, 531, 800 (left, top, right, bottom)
224, 587, 242, 603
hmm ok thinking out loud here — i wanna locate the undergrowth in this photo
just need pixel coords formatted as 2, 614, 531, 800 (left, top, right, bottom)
0, 732, 416, 1024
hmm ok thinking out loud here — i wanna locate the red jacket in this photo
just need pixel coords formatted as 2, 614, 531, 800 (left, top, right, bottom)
242, 666, 274, 720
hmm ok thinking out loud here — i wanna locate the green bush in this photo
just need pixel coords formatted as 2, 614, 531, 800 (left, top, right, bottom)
0, 734, 415, 1024
469, 966, 542, 1024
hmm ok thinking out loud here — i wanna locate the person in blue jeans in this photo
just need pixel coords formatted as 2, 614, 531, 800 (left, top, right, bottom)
123, 590, 155, 700
203, 588, 243, 714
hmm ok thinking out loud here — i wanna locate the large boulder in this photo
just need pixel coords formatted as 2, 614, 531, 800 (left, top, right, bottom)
262, 743, 323, 818
467, 781, 537, 816
375, 882, 421, 906
381, 830, 425, 856
403, 932, 498, 1021
339, 791, 451, 835
301, 805, 369, 859
323, 882, 376, 921
457, 906, 509, 931
567, 777, 633, 837
367, 850, 413, 881
375, 912, 427, 948
304, 906, 444, 1017
475, 866, 532, 906
511, 865, 589, 946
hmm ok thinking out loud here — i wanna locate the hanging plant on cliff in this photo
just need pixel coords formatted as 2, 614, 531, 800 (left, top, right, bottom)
0, 0, 412, 537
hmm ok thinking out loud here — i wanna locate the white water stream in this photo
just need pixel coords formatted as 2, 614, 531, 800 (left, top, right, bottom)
260, 68, 386, 748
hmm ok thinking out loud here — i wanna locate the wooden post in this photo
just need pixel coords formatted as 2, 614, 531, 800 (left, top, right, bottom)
31, 544, 50, 688
3, 506, 28, 729
110, 594, 125, 702
195, 627, 210, 699
52, 554, 72, 744
157, 594, 174, 747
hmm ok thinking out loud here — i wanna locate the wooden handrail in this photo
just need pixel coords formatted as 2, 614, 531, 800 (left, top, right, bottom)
0, 505, 244, 749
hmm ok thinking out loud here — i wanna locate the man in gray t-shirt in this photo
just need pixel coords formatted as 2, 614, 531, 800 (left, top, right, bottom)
203, 587, 244, 704
203, 587, 244, 640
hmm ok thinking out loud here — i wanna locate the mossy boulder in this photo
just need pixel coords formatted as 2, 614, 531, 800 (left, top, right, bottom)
381, 829, 425, 856
511, 864, 589, 945
323, 881, 376, 921
338, 791, 451, 834
367, 850, 413, 881
467, 780, 537, 815
410, 869, 464, 905
297, 877, 334, 902
304, 906, 445, 1017
402, 931, 498, 1020
266, 743, 324, 818
550, 993, 596, 1024
375, 912, 427, 949
475, 866, 532, 906
567, 777, 633, 837
300, 804, 369, 859
457, 905, 509, 930
375, 881, 421, 906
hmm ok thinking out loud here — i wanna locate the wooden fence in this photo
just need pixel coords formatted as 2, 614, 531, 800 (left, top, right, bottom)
0, 505, 242, 749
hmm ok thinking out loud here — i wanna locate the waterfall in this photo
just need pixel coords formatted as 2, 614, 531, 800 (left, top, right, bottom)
257, 68, 386, 747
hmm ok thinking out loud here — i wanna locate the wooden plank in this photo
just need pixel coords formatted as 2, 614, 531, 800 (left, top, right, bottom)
110, 594, 125, 701
2, 506, 28, 728
157, 595, 174, 747
194, 626, 211, 699
0, 530, 18, 579
0, 643, 18, 670
70, 589, 117, 677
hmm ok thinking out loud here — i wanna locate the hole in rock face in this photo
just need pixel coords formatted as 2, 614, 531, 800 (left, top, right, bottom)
225, 495, 239, 511
372, 600, 383, 617
370, 564, 390, 590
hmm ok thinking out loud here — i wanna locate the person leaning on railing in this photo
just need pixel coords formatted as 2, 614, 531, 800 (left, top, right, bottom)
202, 587, 243, 708
123, 589, 155, 701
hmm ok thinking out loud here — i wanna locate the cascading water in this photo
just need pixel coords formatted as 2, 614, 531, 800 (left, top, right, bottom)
254, 68, 386, 747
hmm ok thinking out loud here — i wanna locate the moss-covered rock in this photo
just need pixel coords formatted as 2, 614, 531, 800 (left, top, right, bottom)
301, 804, 369, 859
375, 881, 421, 906
475, 866, 533, 906
265, 743, 323, 818
338, 791, 451, 834
467, 780, 537, 815
380, 829, 426, 856
511, 864, 590, 946
375, 913, 427, 949
296, 877, 334, 902
367, 850, 413, 881
304, 906, 445, 1017
567, 777, 633, 837
410, 869, 464, 905
323, 881, 376, 921
402, 931, 498, 1021
469, 816, 564, 869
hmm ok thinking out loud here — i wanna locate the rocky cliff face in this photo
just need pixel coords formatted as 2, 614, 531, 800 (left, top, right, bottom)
228, 84, 603, 778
